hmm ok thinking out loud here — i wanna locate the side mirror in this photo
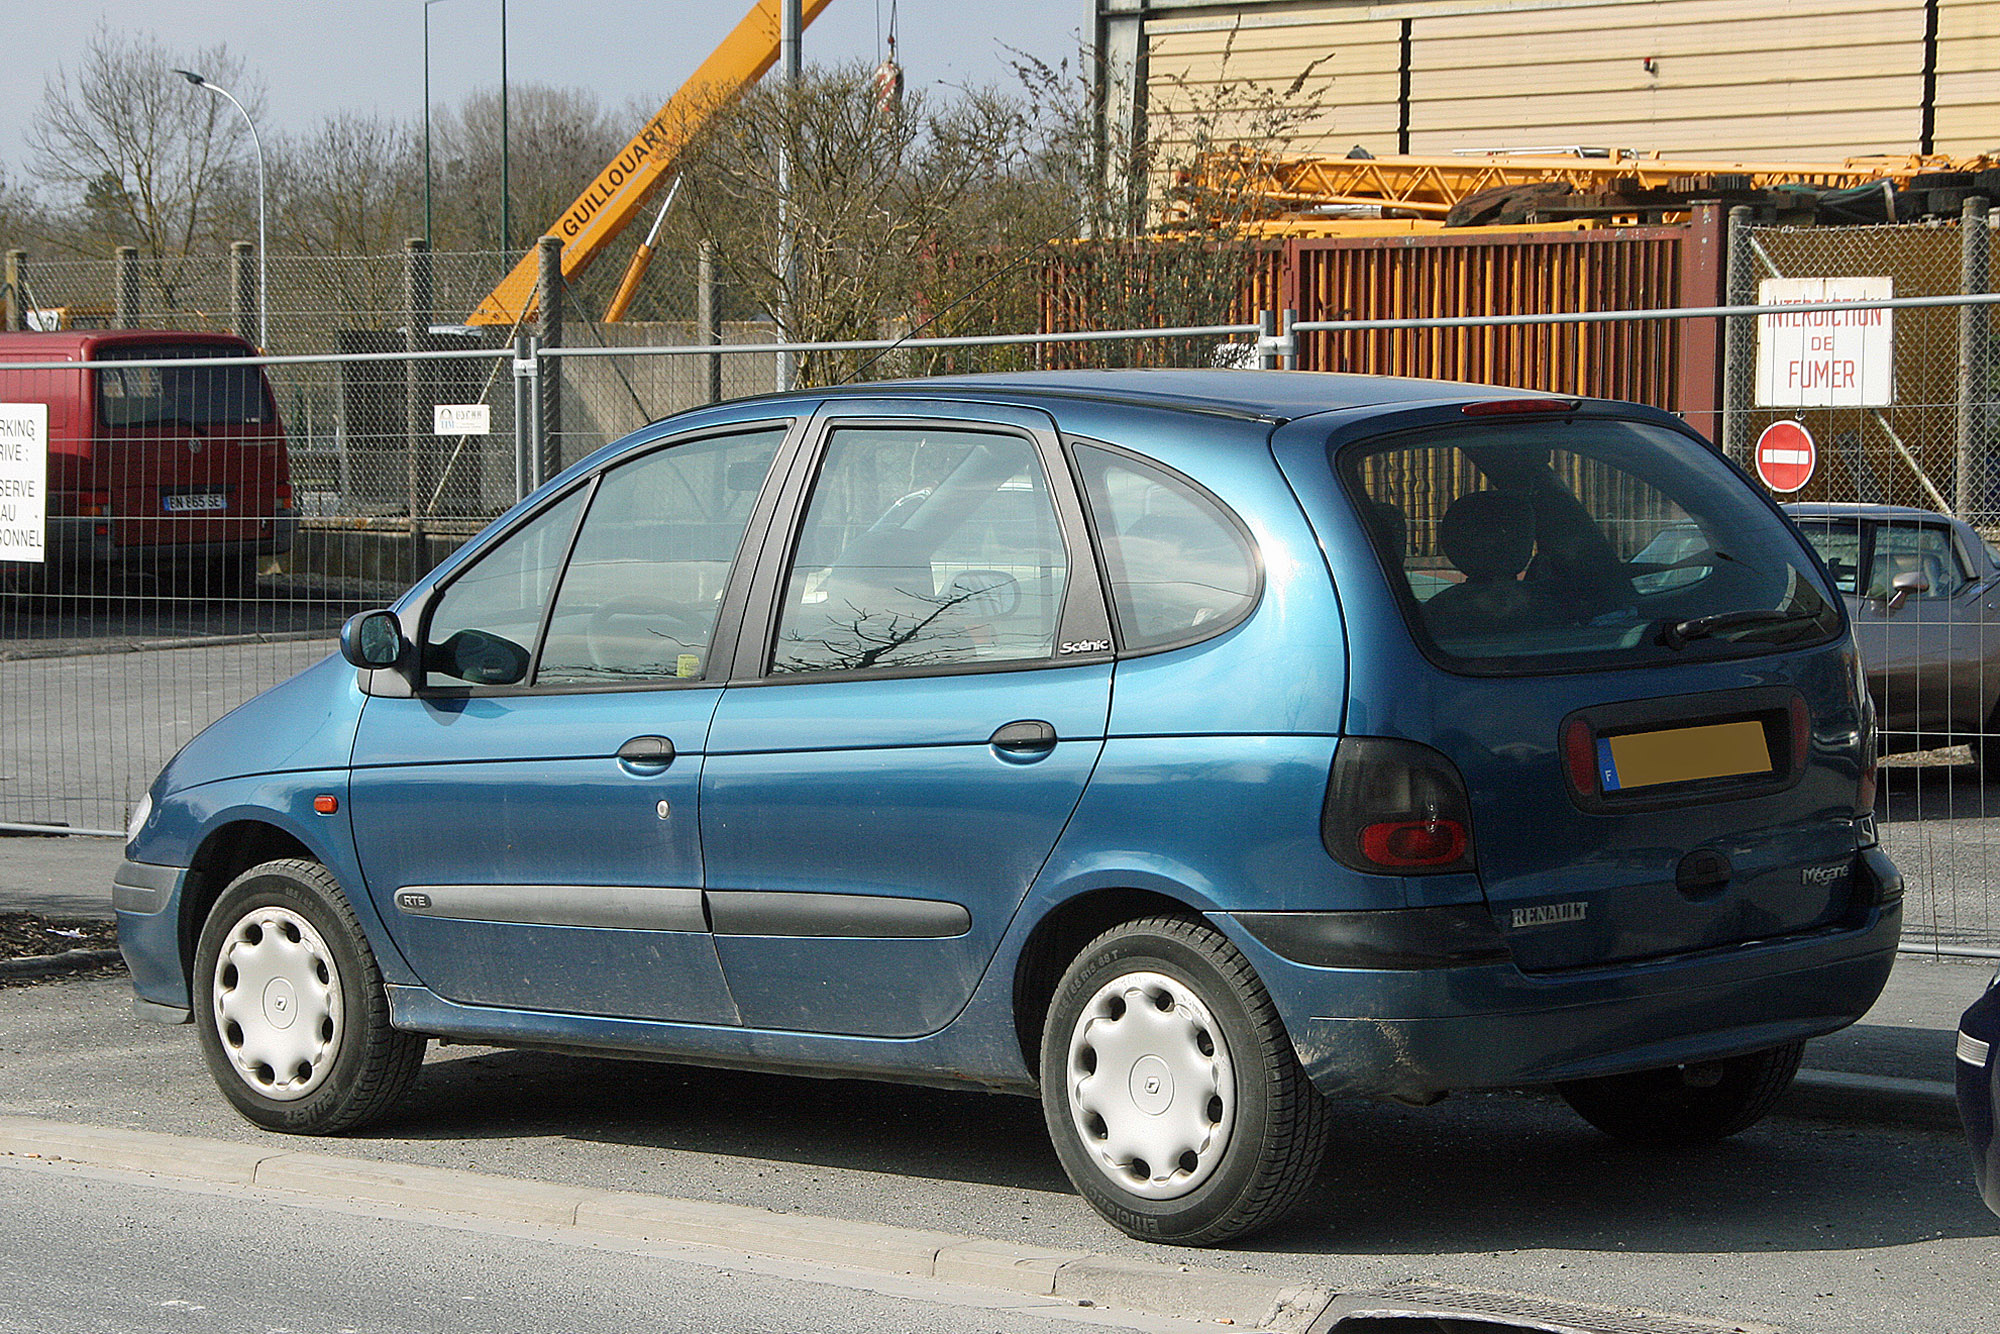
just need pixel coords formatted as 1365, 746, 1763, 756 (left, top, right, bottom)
1885, 569, 1930, 613
340, 610, 406, 669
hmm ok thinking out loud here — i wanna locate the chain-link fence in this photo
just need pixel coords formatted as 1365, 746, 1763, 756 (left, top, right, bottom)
4, 233, 1999, 958
1721, 211, 1995, 519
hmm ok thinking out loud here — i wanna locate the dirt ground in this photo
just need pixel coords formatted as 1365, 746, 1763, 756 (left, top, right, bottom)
0, 912, 121, 968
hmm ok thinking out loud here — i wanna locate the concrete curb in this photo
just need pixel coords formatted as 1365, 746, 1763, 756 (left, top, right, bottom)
1784, 1068, 1962, 1133
0, 948, 124, 979
0, 1115, 1337, 1332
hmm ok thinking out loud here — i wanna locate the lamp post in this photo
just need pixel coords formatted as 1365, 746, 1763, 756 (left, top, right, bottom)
173, 68, 266, 348
422, 0, 511, 255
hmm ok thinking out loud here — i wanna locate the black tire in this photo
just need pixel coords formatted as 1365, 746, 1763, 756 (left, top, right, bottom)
1557, 1041, 1805, 1147
211, 554, 259, 598
1039, 916, 1330, 1246
192, 858, 425, 1134
1976, 704, 2000, 784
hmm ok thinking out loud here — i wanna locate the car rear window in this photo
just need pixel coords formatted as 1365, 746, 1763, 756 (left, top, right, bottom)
96, 343, 270, 428
1341, 417, 1841, 674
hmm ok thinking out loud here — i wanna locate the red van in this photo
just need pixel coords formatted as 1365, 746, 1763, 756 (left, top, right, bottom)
0, 330, 295, 594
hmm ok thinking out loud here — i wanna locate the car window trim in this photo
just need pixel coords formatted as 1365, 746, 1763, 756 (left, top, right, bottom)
410, 417, 808, 698
1063, 433, 1266, 659
732, 403, 1113, 684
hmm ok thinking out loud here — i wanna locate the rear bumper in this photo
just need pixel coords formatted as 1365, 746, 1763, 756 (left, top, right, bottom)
1225, 847, 1904, 1102
49, 509, 298, 566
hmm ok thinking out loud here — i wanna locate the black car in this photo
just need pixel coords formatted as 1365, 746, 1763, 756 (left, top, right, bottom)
1958, 974, 2000, 1214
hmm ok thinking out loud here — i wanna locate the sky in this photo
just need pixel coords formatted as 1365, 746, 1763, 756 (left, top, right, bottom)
1, 0, 1092, 177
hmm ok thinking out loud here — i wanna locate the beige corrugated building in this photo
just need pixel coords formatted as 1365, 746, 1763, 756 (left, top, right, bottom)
1097, 0, 1999, 163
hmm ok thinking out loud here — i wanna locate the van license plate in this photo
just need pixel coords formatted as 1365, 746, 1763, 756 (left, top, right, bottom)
1597, 720, 1771, 792
163, 493, 227, 513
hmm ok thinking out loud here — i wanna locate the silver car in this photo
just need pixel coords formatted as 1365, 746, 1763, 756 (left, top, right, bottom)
1786, 502, 2000, 767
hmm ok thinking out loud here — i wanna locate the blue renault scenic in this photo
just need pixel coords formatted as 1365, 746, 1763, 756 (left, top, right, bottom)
115, 370, 1901, 1244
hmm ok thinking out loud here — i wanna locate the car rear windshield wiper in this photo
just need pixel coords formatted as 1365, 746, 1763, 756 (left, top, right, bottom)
1658, 608, 1821, 650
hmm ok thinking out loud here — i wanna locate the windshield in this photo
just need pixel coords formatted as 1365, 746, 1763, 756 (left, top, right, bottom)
96, 344, 270, 428
1342, 417, 1841, 674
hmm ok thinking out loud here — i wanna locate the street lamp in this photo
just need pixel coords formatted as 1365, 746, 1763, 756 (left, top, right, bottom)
173, 68, 267, 349
423, 0, 511, 255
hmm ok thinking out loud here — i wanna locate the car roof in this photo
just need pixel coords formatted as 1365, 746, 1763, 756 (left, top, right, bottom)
752, 369, 1572, 424
0, 329, 256, 356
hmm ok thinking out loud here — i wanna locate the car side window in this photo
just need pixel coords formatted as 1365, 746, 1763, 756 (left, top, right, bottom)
536, 428, 785, 685
1868, 523, 1966, 600
1073, 443, 1259, 652
422, 488, 587, 687
1793, 521, 1864, 595
771, 426, 1069, 675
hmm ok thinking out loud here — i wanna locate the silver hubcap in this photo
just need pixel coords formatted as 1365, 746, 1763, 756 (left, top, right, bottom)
1066, 970, 1236, 1200
212, 905, 342, 1101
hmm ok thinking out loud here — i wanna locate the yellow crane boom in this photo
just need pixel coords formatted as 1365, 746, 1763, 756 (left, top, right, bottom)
1184, 148, 1995, 222
469, 0, 833, 326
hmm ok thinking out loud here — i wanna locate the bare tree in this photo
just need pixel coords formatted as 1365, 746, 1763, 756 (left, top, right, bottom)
1001, 34, 1335, 368
270, 113, 422, 257
671, 64, 1050, 385
427, 85, 630, 253
25, 25, 261, 307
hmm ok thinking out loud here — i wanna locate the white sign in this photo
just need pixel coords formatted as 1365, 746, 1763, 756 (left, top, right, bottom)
1755, 277, 1894, 408
0, 402, 47, 565
434, 403, 492, 436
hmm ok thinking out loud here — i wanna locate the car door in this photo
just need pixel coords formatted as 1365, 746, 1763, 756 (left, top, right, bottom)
348, 422, 793, 1023
700, 403, 1115, 1038
1853, 518, 1983, 740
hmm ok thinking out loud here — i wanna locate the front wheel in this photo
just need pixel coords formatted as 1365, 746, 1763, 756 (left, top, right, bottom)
1557, 1041, 1804, 1147
193, 859, 425, 1134
1039, 917, 1329, 1246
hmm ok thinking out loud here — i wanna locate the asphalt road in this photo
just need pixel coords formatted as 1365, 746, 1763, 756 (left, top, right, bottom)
2, 973, 1995, 1334
0, 1156, 1228, 1334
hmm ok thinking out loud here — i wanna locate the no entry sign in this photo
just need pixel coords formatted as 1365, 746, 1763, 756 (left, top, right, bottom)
1755, 420, 1816, 493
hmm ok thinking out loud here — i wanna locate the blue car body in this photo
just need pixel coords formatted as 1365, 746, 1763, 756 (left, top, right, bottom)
117, 370, 1900, 1114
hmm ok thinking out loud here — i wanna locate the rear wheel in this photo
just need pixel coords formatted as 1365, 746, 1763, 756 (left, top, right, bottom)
1976, 702, 2000, 782
210, 553, 259, 598
1039, 916, 1329, 1245
1557, 1041, 1804, 1146
193, 858, 424, 1134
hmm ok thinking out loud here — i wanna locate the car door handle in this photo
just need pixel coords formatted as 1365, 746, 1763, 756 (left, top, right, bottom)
617, 735, 677, 768
990, 720, 1058, 755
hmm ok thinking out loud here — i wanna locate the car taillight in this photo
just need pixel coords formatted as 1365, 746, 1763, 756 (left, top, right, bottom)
1323, 737, 1476, 875
1561, 717, 1597, 799
64, 489, 112, 517
276, 481, 293, 507
1460, 398, 1581, 416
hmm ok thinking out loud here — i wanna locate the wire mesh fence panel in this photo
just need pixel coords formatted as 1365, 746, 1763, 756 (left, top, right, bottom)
6, 237, 2000, 956
1724, 215, 2000, 957
1, 249, 520, 834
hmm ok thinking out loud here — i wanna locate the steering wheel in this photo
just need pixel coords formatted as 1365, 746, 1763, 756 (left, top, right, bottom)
584, 595, 708, 675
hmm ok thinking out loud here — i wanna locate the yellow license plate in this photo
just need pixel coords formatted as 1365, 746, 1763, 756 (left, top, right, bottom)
1597, 720, 1772, 792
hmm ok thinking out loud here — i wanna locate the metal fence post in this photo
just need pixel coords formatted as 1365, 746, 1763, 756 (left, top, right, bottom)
513, 331, 536, 500
536, 236, 563, 483
1281, 308, 1298, 370
114, 247, 140, 328
1720, 206, 1756, 467
4, 251, 25, 331
698, 239, 721, 405
1256, 310, 1278, 370
404, 238, 433, 581
1958, 195, 1991, 520
230, 241, 257, 346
